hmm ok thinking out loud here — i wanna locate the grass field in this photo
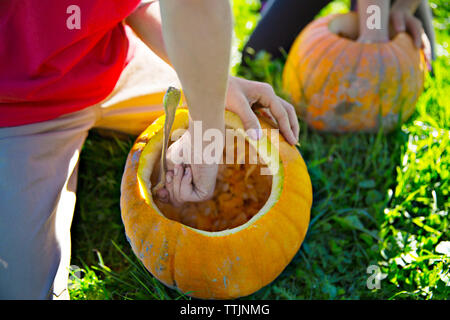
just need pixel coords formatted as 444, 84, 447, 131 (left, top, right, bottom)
69, 0, 449, 300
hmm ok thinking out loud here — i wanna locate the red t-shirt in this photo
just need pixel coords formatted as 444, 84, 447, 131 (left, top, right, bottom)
0, 0, 141, 127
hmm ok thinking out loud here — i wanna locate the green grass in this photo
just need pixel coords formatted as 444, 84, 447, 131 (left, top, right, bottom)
69, 0, 449, 300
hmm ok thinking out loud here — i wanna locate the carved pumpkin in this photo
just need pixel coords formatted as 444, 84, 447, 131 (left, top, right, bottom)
120, 109, 312, 299
282, 12, 426, 132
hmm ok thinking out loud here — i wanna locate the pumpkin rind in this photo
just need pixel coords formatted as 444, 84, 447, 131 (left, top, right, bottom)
120, 109, 312, 299
282, 13, 426, 132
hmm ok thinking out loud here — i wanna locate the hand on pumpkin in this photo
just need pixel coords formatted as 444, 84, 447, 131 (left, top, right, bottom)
156, 128, 221, 207
226, 76, 299, 145
356, 0, 431, 70
389, 2, 432, 70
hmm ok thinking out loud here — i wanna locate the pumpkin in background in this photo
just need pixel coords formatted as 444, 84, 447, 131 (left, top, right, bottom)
120, 109, 312, 299
282, 12, 426, 132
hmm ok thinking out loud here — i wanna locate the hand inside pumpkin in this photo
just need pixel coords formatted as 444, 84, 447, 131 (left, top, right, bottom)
156, 129, 220, 207
156, 76, 299, 206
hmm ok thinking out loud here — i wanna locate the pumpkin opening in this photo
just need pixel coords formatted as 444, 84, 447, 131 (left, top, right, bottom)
328, 12, 397, 41
151, 131, 273, 232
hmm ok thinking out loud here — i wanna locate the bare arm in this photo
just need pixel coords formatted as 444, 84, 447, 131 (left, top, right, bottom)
159, 0, 232, 134
125, 1, 169, 64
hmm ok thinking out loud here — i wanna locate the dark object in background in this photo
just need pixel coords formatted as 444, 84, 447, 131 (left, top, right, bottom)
242, 0, 331, 63
242, 0, 435, 64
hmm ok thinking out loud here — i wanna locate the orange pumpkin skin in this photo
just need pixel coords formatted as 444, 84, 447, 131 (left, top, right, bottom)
282, 13, 426, 132
120, 109, 313, 299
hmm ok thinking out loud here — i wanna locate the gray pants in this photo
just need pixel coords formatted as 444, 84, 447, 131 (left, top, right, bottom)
0, 36, 180, 299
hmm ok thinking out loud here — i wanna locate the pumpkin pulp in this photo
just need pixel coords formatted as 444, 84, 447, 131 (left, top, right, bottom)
152, 137, 273, 232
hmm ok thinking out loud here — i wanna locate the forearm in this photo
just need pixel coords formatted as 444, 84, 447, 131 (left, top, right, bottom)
160, 0, 232, 133
358, 0, 390, 42
125, 1, 169, 64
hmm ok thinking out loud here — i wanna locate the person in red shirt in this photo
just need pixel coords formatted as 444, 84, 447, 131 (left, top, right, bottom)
0, 1, 298, 299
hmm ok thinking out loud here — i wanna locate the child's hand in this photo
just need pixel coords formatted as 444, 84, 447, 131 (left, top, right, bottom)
390, 2, 432, 70
226, 76, 299, 145
356, 0, 431, 70
155, 130, 220, 206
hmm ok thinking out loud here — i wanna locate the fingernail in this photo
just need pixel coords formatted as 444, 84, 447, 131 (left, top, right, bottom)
247, 128, 262, 141
184, 167, 191, 176
174, 166, 180, 176
291, 136, 298, 145
166, 173, 172, 183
